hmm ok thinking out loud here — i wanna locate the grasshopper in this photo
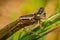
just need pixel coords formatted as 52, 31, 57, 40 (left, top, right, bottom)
0, 8, 46, 40
19, 8, 46, 31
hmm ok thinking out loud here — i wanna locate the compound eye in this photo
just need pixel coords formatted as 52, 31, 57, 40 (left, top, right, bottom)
37, 8, 44, 14
43, 13, 46, 17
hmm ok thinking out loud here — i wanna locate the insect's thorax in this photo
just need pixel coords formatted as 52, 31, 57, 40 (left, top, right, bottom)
19, 13, 41, 20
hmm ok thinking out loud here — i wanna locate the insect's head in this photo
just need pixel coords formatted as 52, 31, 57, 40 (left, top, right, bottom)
35, 8, 46, 20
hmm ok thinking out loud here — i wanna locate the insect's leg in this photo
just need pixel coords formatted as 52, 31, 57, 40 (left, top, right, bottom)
38, 20, 44, 30
23, 27, 27, 32
24, 23, 38, 35
22, 24, 34, 33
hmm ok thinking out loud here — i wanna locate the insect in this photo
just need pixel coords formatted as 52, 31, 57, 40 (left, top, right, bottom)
0, 8, 46, 40
19, 8, 46, 32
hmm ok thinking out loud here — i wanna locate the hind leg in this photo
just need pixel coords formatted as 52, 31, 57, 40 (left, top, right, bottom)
38, 20, 44, 30
23, 23, 38, 35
